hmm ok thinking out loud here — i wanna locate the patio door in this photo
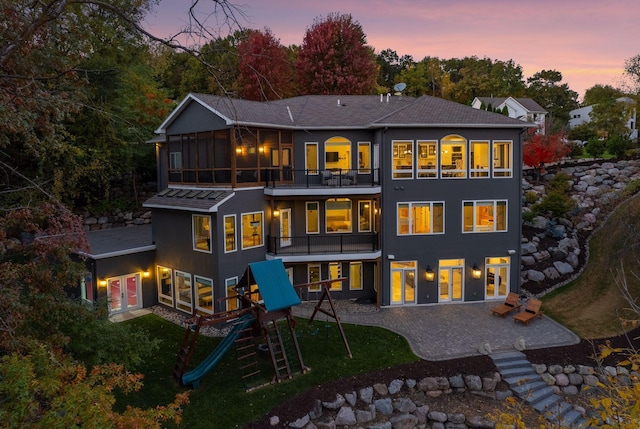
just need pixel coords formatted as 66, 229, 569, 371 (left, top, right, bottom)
439, 259, 463, 302
279, 208, 291, 247
390, 261, 416, 305
108, 273, 141, 313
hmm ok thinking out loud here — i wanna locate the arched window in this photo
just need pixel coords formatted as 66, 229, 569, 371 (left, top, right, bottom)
440, 135, 467, 178
325, 136, 352, 172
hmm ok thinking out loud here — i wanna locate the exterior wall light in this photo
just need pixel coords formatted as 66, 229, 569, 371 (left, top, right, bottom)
143, 270, 150, 278
98, 279, 107, 288
273, 209, 280, 217
425, 266, 435, 282
472, 263, 482, 279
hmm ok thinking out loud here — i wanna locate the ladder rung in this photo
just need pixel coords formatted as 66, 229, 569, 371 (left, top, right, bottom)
237, 353, 257, 360
242, 370, 261, 379
239, 362, 258, 370
235, 344, 254, 351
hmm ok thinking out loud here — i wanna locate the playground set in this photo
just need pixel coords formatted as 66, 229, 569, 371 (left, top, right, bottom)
172, 259, 351, 390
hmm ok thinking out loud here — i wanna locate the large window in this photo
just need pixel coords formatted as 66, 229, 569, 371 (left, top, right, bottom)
241, 212, 264, 249
326, 198, 352, 233
493, 140, 512, 177
358, 200, 372, 232
350, 262, 363, 290
306, 202, 319, 234
470, 140, 489, 177
485, 257, 510, 299
195, 276, 213, 314
329, 262, 342, 291
358, 142, 371, 173
392, 140, 413, 179
175, 271, 192, 313
226, 277, 239, 311
417, 140, 437, 178
325, 137, 351, 171
308, 264, 321, 292
397, 202, 444, 235
224, 214, 236, 253
193, 215, 211, 252
157, 266, 173, 306
440, 135, 466, 178
306, 142, 318, 174
462, 200, 507, 232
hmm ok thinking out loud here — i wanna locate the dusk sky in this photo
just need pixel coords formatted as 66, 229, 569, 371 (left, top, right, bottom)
144, 0, 640, 100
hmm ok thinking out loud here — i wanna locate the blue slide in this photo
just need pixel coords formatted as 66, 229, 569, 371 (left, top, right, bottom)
182, 314, 255, 388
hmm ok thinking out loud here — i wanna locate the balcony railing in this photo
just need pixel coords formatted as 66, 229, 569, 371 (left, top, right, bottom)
263, 168, 379, 188
267, 233, 379, 256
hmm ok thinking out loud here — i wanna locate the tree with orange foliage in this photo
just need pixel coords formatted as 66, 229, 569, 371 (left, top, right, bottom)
522, 129, 571, 179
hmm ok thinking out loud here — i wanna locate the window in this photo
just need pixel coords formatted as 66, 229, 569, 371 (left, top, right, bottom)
325, 137, 351, 171
358, 142, 371, 173
241, 212, 264, 249
463, 200, 507, 232
80, 272, 93, 304
306, 142, 318, 174
306, 202, 319, 234
397, 202, 444, 235
485, 257, 510, 299
195, 276, 213, 314
350, 262, 363, 290
193, 215, 211, 252
224, 215, 236, 253
226, 277, 240, 311
358, 201, 372, 232
157, 266, 173, 306
493, 140, 512, 177
329, 262, 342, 291
392, 140, 413, 179
440, 135, 466, 178
308, 264, 321, 292
170, 152, 182, 169
175, 271, 192, 313
470, 141, 489, 177
417, 140, 437, 178
325, 198, 352, 233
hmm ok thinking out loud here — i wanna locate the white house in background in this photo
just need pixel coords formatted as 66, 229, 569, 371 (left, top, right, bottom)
471, 97, 547, 133
568, 97, 638, 139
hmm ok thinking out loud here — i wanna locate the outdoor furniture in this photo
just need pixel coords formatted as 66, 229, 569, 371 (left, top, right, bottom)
321, 170, 333, 185
513, 298, 544, 325
490, 292, 521, 317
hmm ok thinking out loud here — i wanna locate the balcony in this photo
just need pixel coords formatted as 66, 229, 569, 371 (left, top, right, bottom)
264, 168, 380, 196
267, 233, 379, 257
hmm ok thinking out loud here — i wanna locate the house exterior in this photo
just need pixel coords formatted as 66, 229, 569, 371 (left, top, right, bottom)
471, 97, 547, 133
568, 97, 638, 140
85, 93, 533, 316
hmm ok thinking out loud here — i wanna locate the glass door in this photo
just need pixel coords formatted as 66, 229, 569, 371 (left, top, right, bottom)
108, 273, 141, 313
390, 261, 417, 305
438, 259, 464, 302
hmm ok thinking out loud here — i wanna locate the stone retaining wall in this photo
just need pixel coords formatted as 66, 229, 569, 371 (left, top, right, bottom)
82, 210, 152, 231
278, 364, 636, 428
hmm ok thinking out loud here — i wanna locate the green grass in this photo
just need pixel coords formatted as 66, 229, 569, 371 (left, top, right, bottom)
118, 314, 418, 428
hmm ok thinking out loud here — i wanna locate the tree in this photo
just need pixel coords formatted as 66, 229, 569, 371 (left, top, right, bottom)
376, 49, 414, 93
237, 28, 294, 101
624, 54, 640, 90
295, 13, 378, 95
526, 70, 579, 132
568, 122, 597, 143
583, 84, 624, 106
522, 129, 571, 178
585, 136, 606, 158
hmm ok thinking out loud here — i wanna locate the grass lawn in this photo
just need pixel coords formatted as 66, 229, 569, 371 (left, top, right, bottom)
118, 314, 418, 428
542, 191, 640, 338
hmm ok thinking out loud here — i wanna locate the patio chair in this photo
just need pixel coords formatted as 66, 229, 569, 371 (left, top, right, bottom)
490, 292, 521, 317
513, 298, 544, 326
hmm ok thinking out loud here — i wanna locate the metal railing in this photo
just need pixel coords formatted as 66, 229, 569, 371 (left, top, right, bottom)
267, 233, 379, 255
263, 168, 379, 188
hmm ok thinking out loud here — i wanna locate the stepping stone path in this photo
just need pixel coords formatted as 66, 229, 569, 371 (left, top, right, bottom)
491, 351, 592, 428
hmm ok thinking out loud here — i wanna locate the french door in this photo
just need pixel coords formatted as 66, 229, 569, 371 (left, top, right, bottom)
390, 261, 416, 305
280, 208, 292, 247
439, 259, 464, 302
108, 273, 141, 313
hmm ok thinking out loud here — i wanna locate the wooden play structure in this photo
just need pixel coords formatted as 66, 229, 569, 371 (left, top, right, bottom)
172, 259, 351, 390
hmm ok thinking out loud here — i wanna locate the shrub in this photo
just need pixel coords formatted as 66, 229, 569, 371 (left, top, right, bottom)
586, 137, 606, 158
524, 191, 539, 205
522, 209, 537, 225
607, 134, 631, 159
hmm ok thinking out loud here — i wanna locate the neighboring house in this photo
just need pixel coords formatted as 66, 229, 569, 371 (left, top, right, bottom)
471, 97, 547, 133
84, 93, 533, 315
568, 97, 638, 139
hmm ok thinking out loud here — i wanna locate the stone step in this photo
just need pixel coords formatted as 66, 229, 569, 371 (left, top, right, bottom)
524, 385, 556, 407
503, 373, 542, 387
500, 366, 537, 379
493, 358, 531, 370
490, 351, 527, 364
542, 400, 572, 418
531, 392, 562, 413
511, 380, 551, 399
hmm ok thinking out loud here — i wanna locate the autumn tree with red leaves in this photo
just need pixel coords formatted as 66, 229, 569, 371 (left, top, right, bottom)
522, 128, 571, 178
296, 13, 378, 95
237, 29, 294, 101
